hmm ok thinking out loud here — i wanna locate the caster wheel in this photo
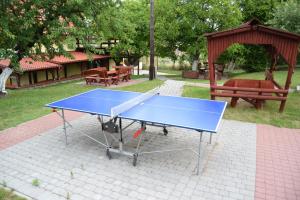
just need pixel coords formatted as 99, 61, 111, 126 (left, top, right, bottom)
133, 154, 138, 166
106, 148, 112, 160
163, 127, 168, 136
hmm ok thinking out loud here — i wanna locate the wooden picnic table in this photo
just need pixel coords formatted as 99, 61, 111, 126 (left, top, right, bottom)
222, 79, 275, 108
82, 66, 131, 86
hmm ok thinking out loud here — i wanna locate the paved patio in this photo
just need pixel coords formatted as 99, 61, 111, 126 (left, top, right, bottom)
1, 115, 257, 200
0, 80, 299, 200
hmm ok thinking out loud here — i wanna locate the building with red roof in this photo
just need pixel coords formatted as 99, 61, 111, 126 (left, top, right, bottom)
49, 51, 111, 79
0, 51, 111, 88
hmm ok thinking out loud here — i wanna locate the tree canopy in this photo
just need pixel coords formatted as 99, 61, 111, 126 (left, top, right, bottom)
0, 0, 111, 69
268, 0, 300, 34
0, 0, 298, 74
97, 0, 150, 65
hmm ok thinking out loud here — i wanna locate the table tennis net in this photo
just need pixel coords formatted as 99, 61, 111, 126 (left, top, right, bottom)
111, 87, 159, 118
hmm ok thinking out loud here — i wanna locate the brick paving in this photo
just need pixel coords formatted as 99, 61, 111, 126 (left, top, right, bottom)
0, 110, 83, 151
256, 125, 300, 200
0, 116, 256, 200
0, 79, 299, 200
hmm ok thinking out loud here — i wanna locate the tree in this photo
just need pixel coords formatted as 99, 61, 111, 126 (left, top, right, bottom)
268, 0, 300, 34
236, 0, 281, 72
238, 0, 279, 22
0, 0, 109, 95
97, 0, 150, 67
149, 0, 155, 80
155, 0, 180, 65
155, 0, 242, 71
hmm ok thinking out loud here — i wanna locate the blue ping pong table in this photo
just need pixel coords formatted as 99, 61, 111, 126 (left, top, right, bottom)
46, 88, 227, 174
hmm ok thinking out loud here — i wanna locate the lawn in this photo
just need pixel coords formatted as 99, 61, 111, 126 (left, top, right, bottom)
183, 86, 300, 129
159, 67, 300, 88
0, 188, 26, 200
158, 69, 212, 83
228, 68, 300, 88
0, 79, 163, 131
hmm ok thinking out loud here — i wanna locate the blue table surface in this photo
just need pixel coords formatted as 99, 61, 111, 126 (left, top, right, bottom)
46, 89, 227, 132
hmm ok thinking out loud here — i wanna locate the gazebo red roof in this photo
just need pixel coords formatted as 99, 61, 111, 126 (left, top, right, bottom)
50, 51, 110, 64
0, 58, 61, 72
204, 19, 300, 112
204, 19, 300, 67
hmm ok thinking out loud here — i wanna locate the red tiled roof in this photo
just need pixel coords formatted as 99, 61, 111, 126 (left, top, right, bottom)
50, 51, 110, 64
0, 58, 61, 72
0, 59, 10, 69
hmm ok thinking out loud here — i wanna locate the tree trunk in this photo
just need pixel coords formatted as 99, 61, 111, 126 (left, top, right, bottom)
0, 67, 13, 95
172, 60, 176, 69
149, 0, 155, 80
227, 60, 236, 72
192, 58, 199, 71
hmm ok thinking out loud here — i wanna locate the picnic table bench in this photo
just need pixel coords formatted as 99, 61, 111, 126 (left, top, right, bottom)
82, 66, 132, 86
222, 79, 276, 109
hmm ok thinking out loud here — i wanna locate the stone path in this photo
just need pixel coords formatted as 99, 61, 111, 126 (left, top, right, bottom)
0, 116, 257, 200
158, 80, 185, 96
0, 79, 300, 200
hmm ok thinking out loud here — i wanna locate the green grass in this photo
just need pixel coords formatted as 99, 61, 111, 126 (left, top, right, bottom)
0, 79, 163, 131
0, 188, 26, 200
31, 179, 40, 187
158, 69, 211, 83
183, 85, 300, 129
229, 68, 300, 88
131, 74, 149, 79
159, 67, 300, 88
182, 86, 210, 99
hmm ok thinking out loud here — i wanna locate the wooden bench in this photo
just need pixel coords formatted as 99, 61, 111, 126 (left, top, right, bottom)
113, 66, 132, 83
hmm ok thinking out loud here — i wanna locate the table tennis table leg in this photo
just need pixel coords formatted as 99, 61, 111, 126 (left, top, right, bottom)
119, 118, 123, 151
197, 131, 203, 175
97, 115, 110, 145
132, 122, 146, 166
61, 109, 68, 145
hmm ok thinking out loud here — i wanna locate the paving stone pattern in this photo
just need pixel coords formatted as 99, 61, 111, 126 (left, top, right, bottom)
159, 80, 184, 96
0, 114, 256, 200
256, 125, 300, 200
0, 80, 258, 200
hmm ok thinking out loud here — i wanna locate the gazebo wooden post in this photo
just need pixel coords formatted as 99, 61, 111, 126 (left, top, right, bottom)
209, 59, 216, 100
279, 64, 294, 112
207, 41, 216, 100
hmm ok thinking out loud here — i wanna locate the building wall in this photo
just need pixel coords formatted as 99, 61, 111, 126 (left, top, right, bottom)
6, 74, 18, 88
58, 68, 65, 79
5, 58, 112, 88
37, 71, 47, 82
65, 63, 82, 77
20, 72, 30, 86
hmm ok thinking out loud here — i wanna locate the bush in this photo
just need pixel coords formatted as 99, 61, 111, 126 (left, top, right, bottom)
239, 45, 270, 72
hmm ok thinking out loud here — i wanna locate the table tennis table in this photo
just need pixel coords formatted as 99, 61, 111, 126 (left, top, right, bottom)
46, 88, 227, 174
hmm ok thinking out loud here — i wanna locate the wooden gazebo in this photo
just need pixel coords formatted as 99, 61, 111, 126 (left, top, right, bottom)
205, 19, 300, 112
